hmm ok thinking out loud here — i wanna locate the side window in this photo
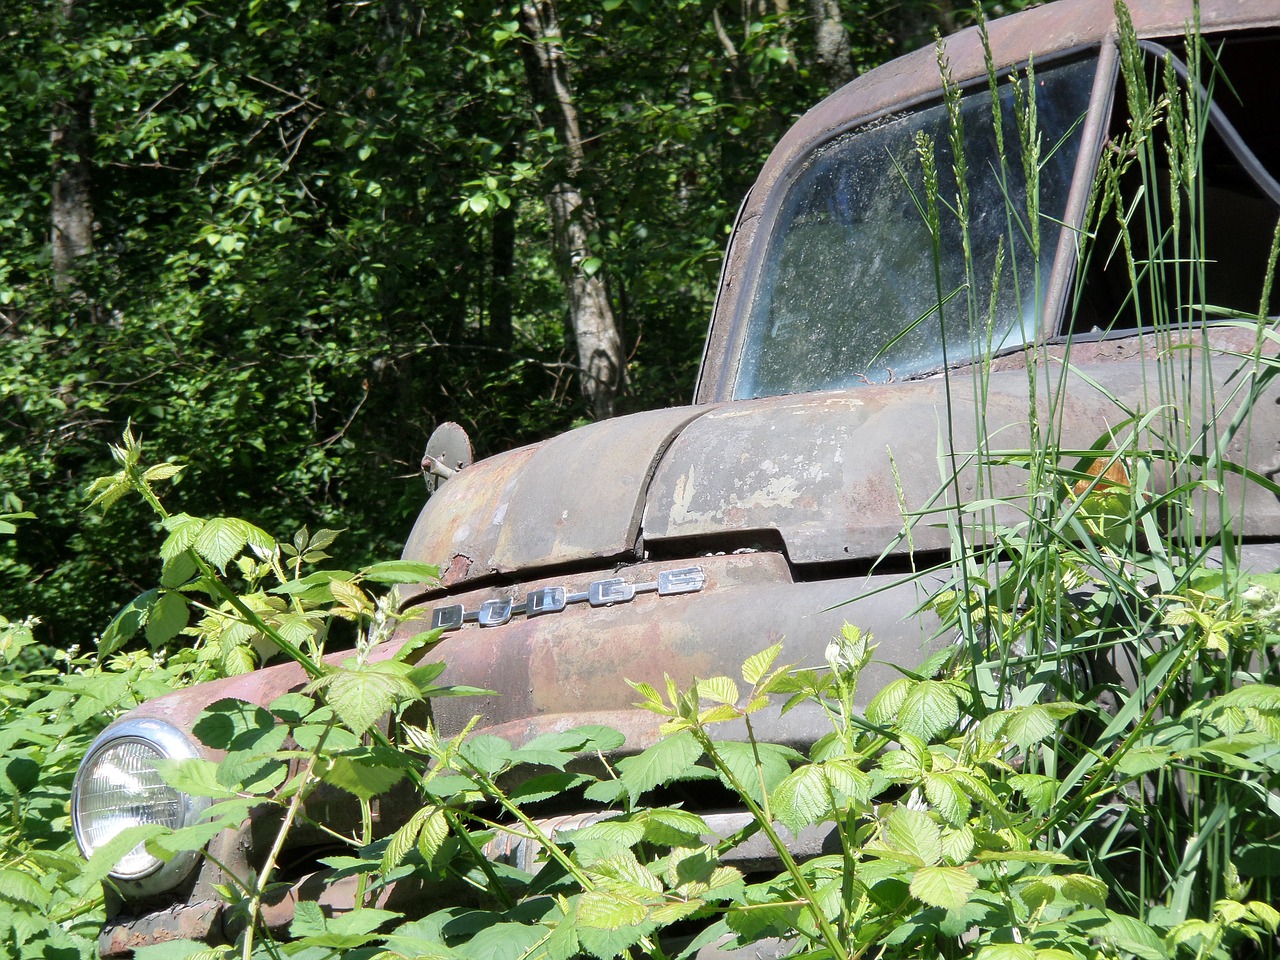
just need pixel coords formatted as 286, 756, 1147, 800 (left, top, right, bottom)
1075, 32, 1280, 333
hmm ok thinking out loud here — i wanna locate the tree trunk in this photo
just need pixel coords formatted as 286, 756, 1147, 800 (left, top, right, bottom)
51, 0, 94, 292
518, 0, 625, 420
808, 0, 854, 91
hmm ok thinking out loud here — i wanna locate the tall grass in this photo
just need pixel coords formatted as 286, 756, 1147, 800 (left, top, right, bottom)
910, 0, 1280, 941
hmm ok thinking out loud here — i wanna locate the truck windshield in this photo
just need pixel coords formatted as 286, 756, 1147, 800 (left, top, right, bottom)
733, 56, 1097, 398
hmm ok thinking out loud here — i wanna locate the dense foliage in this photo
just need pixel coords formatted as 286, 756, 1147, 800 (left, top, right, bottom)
7, 3, 1280, 960
0, 0, 996, 645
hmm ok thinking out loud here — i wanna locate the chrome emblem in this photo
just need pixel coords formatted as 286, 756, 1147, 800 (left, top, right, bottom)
430, 565, 706, 632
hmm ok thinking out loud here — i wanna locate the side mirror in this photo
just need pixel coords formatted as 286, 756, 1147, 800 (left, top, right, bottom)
421, 422, 473, 494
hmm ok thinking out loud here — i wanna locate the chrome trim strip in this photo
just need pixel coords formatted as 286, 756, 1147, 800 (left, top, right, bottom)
431, 565, 707, 632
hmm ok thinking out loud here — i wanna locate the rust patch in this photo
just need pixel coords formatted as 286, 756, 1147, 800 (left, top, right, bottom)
442, 553, 473, 586
1072, 456, 1131, 496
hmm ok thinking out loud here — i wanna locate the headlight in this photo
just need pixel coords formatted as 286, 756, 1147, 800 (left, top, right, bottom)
72, 718, 210, 891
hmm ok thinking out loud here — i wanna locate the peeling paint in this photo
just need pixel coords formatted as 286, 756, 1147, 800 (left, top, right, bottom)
669, 468, 697, 525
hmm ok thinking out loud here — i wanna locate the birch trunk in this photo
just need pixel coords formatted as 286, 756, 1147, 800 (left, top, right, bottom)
519, 0, 625, 419
808, 0, 854, 90
51, 0, 94, 291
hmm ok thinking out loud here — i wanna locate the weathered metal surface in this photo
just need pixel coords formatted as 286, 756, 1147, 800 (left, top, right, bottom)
650, 332, 1280, 562
100, 901, 221, 958
402, 406, 708, 588
699, 0, 1280, 401
410, 553, 942, 746
405, 338, 1280, 582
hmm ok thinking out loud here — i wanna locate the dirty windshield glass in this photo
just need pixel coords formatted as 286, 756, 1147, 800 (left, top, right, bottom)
734, 57, 1096, 398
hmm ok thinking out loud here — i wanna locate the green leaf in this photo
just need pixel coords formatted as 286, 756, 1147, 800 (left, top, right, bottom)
312, 659, 422, 736
1004, 704, 1058, 750
617, 731, 703, 802
974, 849, 1075, 864
641, 807, 709, 846
454, 921, 545, 960
324, 907, 401, 938
377, 925, 453, 960
976, 944, 1036, 960
712, 740, 799, 806
508, 771, 591, 804
293, 722, 359, 752
146, 818, 232, 859
867, 677, 913, 726
577, 887, 650, 930
583, 778, 629, 804
161, 551, 198, 588
566, 818, 646, 863
460, 734, 513, 776
511, 727, 611, 768
771, 763, 835, 834
145, 591, 190, 646
884, 806, 942, 867
321, 755, 407, 801
1115, 745, 1175, 776
1019, 873, 1107, 910
99, 589, 160, 656
83, 824, 168, 885
742, 644, 783, 685
1249, 900, 1280, 932
218, 741, 289, 794
897, 680, 961, 741
1216, 684, 1280, 711
1008, 773, 1058, 816
923, 772, 970, 826
910, 865, 977, 911
1095, 912, 1170, 960
696, 675, 739, 705
382, 805, 435, 872
192, 517, 251, 570
417, 807, 451, 864
556, 724, 625, 754
725, 886, 801, 941
269, 693, 318, 724
160, 514, 205, 561
270, 569, 357, 597
192, 699, 279, 751
155, 758, 239, 799
591, 851, 663, 892
330, 578, 373, 614
289, 900, 327, 938
133, 939, 216, 960
394, 632, 445, 665
360, 559, 439, 584
940, 823, 975, 863
143, 463, 184, 482
306, 528, 343, 552
0, 868, 50, 910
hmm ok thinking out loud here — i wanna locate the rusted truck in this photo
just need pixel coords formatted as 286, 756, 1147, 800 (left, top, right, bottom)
71, 0, 1280, 954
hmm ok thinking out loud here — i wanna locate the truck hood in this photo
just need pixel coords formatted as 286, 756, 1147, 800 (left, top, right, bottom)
404, 337, 1280, 588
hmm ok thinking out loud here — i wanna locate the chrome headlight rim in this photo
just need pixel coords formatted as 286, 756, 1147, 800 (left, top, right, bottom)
72, 717, 211, 892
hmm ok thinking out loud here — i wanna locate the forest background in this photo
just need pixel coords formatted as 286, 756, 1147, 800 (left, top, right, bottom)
0, 0, 1025, 647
